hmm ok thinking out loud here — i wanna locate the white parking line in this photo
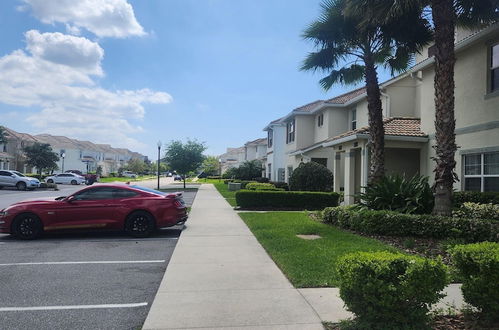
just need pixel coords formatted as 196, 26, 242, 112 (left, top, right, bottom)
0, 302, 148, 312
0, 260, 165, 266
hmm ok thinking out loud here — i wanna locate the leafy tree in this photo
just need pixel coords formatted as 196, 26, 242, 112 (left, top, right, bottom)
23, 143, 59, 175
222, 160, 263, 180
96, 165, 103, 177
345, 0, 498, 215
301, 0, 431, 183
202, 156, 220, 176
164, 139, 207, 188
289, 161, 334, 192
0, 126, 7, 145
126, 158, 147, 174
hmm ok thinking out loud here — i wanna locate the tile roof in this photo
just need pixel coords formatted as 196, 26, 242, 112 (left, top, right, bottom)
325, 87, 366, 104
329, 117, 426, 142
293, 100, 324, 113
245, 138, 267, 146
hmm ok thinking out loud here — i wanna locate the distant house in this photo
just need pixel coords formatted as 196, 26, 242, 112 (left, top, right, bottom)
1, 127, 38, 172
219, 138, 268, 175
263, 117, 286, 182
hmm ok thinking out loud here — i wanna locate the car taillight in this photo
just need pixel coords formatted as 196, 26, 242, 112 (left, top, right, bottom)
173, 199, 184, 207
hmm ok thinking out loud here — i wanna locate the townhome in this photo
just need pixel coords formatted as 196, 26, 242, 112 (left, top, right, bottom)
1, 127, 38, 172
268, 24, 499, 204
263, 117, 286, 181
220, 147, 245, 174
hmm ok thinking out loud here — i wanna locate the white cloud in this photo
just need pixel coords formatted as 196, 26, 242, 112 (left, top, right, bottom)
25, 30, 104, 75
20, 0, 146, 38
0, 30, 171, 152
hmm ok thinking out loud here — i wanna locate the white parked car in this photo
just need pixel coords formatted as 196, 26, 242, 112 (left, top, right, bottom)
45, 173, 86, 185
0, 170, 40, 190
122, 171, 138, 178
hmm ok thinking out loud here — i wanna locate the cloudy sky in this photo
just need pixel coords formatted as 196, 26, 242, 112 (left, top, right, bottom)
0, 0, 392, 158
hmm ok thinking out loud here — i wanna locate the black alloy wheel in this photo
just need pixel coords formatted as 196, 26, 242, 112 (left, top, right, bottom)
125, 211, 155, 238
12, 213, 43, 240
16, 182, 27, 191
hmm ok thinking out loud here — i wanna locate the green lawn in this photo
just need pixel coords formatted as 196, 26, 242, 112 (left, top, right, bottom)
239, 212, 400, 288
213, 182, 236, 206
99, 175, 156, 183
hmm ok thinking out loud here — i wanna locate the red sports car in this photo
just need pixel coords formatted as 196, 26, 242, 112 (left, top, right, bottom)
0, 184, 188, 239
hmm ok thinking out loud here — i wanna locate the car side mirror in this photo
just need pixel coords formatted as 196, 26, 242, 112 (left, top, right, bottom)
66, 196, 76, 203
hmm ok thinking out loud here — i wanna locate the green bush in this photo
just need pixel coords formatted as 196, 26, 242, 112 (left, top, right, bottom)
450, 242, 499, 320
235, 191, 340, 210
270, 181, 289, 191
358, 174, 434, 214
452, 202, 499, 220
322, 206, 499, 242
26, 173, 47, 180
338, 252, 448, 329
207, 175, 221, 179
245, 182, 283, 191
222, 160, 263, 180
289, 162, 333, 192
452, 191, 499, 206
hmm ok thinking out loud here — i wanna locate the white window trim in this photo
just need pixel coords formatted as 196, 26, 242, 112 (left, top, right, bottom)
463, 152, 499, 192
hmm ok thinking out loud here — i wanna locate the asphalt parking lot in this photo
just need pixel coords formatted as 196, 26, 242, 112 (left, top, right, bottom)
0, 183, 198, 330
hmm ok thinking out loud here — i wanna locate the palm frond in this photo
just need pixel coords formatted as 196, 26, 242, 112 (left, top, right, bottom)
455, 0, 499, 28
319, 64, 365, 90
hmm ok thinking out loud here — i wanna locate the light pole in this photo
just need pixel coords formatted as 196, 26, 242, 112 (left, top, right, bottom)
61, 151, 66, 173
157, 141, 161, 190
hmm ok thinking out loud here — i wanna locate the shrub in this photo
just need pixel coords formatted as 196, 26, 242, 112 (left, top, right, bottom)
270, 181, 289, 191
207, 175, 221, 179
289, 162, 333, 192
235, 191, 340, 210
26, 173, 47, 180
452, 202, 499, 220
322, 206, 499, 242
253, 177, 270, 183
245, 182, 283, 191
337, 252, 448, 329
222, 160, 263, 180
450, 242, 499, 320
358, 174, 434, 214
452, 191, 499, 206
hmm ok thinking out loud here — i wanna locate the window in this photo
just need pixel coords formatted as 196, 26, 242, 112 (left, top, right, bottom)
286, 119, 295, 143
351, 109, 357, 130
317, 113, 324, 127
267, 129, 273, 148
268, 163, 272, 180
463, 152, 499, 192
491, 44, 499, 93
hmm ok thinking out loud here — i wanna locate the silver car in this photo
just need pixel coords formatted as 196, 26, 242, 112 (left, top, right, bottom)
45, 173, 86, 185
0, 170, 41, 190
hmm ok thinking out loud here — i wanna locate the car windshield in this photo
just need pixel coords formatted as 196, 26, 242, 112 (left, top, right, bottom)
12, 171, 25, 177
130, 185, 166, 196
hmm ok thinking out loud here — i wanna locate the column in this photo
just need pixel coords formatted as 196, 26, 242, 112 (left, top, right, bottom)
360, 146, 369, 190
344, 149, 356, 205
333, 152, 341, 193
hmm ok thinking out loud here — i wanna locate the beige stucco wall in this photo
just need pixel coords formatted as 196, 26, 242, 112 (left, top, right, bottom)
314, 111, 328, 143
384, 75, 418, 118
385, 148, 420, 177
295, 115, 315, 149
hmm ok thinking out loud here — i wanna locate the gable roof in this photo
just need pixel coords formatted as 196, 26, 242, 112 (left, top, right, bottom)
325, 87, 366, 104
293, 100, 324, 113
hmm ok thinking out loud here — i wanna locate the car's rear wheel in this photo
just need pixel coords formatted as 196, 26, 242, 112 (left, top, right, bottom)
125, 211, 155, 238
16, 182, 27, 191
47, 179, 54, 184
12, 213, 43, 240
71, 180, 77, 185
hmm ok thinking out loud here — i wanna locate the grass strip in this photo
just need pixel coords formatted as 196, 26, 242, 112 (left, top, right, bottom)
239, 211, 400, 288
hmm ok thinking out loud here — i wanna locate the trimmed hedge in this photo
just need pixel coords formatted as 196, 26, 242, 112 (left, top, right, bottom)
270, 181, 289, 191
245, 182, 283, 191
236, 191, 340, 210
450, 242, 499, 320
453, 191, 499, 206
338, 252, 448, 329
323, 206, 498, 242
452, 202, 499, 221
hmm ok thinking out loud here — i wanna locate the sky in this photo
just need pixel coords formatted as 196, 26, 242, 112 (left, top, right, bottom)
0, 0, 393, 159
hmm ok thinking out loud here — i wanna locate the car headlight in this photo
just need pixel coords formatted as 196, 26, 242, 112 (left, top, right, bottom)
0, 210, 8, 217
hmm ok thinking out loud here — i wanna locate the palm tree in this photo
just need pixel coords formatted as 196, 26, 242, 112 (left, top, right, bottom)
345, 0, 498, 215
301, 0, 431, 183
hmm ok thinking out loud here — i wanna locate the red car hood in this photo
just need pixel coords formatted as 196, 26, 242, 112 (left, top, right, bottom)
11, 197, 61, 206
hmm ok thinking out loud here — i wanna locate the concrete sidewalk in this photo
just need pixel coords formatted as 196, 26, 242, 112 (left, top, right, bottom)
143, 184, 324, 330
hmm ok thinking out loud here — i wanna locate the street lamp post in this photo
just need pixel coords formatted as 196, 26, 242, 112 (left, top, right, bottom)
61, 152, 66, 173
157, 141, 161, 190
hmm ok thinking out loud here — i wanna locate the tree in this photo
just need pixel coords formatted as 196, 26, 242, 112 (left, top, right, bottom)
202, 156, 220, 176
222, 160, 263, 180
164, 139, 206, 188
0, 126, 7, 145
23, 143, 59, 175
302, 0, 431, 183
345, 0, 498, 215
126, 158, 147, 174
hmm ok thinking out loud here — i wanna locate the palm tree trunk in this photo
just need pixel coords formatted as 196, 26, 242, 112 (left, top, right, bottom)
431, 0, 457, 216
364, 54, 385, 183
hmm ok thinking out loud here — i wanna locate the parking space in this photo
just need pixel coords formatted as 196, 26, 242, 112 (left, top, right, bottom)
0, 228, 182, 329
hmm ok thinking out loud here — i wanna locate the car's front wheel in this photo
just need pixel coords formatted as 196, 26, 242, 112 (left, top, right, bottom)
46, 179, 54, 184
16, 182, 27, 191
12, 213, 43, 240
71, 180, 77, 185
125, 211, 155, 238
